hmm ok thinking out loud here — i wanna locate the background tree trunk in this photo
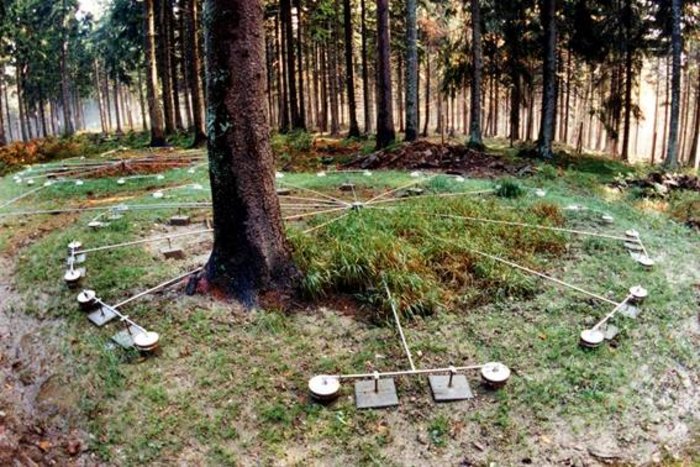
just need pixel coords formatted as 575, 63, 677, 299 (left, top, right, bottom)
343, 0, 360, 138
404, 0, 418, 141
375, 0, 395, 149
145, 0, 167, 146
185, 0, 206, 144
360, 0, 371, 134
196, 0, 297, 306
468, 0, 483, 147
536, 0, 557, 159
664, 0, 682, 168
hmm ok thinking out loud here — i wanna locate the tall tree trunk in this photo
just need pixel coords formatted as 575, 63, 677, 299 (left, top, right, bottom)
167, 3, 184, 131
468, 0, 483, 147
145, 0, 167, 146
0, 77, 5, 146
690, 70, 700, 169
60, 0, 74, 136
295, 1, 306, 129
360, 0, 371, 134
195, 0, 297, 306
157, 0, 176, 133
664, 0, 681, 168
343, 0, 360, 137
375, 0, 395, 149
536, 0, 557, 159
281, 0, 301, 129
329, 28, 340, 135
404, 0, 418, 141
137, 66, 149, 131
184, 0, 206, 144
621, 0, 633, 161
422, 52, 430, 137
16, 68, 27, 141
113, 81, 123, 135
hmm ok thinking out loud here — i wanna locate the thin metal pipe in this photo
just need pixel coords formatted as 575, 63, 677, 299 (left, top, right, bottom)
333, 364, 485, 380
592, 295, 632, 330
95, 298, 147, 334
0, 184, 48, 209
278, 195, 340, 205
302, 212, 351, 234
78, 229, 213, 254
113, 267, 202, 309
283, 206, 348, 221
364, 174, 436, 205
421, 212, 630, 242
277, 181, 351, 206
0, 202, 212, 218
383, 279, 416, 371
435, 237, 619, 306
366, 189, 494, 206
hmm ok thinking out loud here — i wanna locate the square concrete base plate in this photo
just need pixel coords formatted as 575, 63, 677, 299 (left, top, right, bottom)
604, 325, 619, 340
428, 374, 474, 402
161, 247, 185, 260
355, 379, 399, 409
619, 303, 640, 319
169, 215, 190, 226
88, 305, 117, 326
111, 325, 145, 349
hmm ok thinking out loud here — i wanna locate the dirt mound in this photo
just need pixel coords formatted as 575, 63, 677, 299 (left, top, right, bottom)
612, 172, 700, 197
344, 140, 532, 177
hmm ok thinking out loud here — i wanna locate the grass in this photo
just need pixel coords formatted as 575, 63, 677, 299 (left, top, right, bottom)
0, 138, 698, 464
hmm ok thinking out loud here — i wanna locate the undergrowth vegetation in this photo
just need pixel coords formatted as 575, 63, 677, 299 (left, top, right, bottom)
290, 195, 567, 319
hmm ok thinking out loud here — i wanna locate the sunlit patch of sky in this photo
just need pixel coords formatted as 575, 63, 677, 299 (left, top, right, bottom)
78, 0, 105, 19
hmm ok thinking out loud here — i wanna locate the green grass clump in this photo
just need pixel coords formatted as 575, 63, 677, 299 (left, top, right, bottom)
290, 195, 566, 319
495, 179, 524, 198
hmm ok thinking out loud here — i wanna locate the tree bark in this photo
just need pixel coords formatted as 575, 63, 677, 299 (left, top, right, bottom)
196, 0, 297, 306
360, 0, 371, 134
375, 0, 395, 149
536, 0, 557, 159
404, 0, 418, 141
422, 52, 430, 137
145, 0, 167, 146
281, 0, 301, 129
468, 0, 483, 147
664, 0, 681, 169
184, 0, 206, 144
343, 0, 360, 138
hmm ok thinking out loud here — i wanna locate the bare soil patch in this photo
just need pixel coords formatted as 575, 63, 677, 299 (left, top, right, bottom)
345, 140, 533, 178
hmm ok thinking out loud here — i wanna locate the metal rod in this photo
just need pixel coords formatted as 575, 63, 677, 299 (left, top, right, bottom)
592, 295, 632, 330
283, 206, 348, 221
77, 229, 213, 254
0, 184, 48, 209
277, 181, 351, 206
113, 267, 202, 309
434, 236, 618, 306
277, 195, 340, 205
0, 202, 212, 218
420, 212, 630, 242
333, 364, 485, 380
364, 174, 436, 205
383, 279, 416, 371
95, 298, 147, 334
366, 189, 495, 206
302, 211, 351, 234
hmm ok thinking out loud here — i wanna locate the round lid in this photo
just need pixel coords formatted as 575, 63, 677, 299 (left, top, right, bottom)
638, 256, 655, 268
75, 180, 84, 186
625, 229, 639, 238
64, 269, 81, 282
580, 329, 604, 346
308, 375, 340, 398
363, 170, 372, 176
316, 171, 327, 177
134, 331, 160, 349
629, 285, 648, 299
77, 289, 96, 303
152, 192, 165, 199
156, 174, 165, 180
117, 178, 126, 185
601, 215, 614, 223
68, 241, 82, 250
275, 171, 285, 179
27, 179, 35, 185
481, 362, 511, 383
88, 221, 103, 228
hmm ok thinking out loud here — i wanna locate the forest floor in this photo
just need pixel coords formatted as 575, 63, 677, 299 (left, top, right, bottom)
0, 134, 698, 465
